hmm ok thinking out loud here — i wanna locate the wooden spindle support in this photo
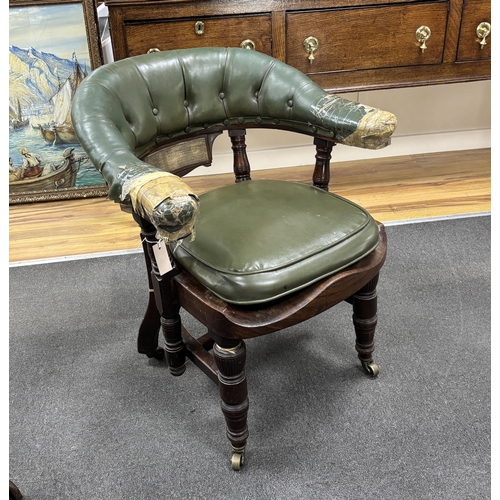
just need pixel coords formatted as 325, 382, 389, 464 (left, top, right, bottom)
229, 129, 251, 182
313, 137, 335, 191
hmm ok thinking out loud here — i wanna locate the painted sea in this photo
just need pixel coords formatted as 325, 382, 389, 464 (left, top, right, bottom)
9, 3, 106, 194
9, 125, 104, 189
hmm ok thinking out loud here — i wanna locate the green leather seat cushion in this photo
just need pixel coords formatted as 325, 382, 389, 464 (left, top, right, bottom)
171, 180, 380, 305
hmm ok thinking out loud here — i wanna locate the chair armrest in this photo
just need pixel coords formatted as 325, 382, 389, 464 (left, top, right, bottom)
124, 171, 199, 242
307, 94, 397, 150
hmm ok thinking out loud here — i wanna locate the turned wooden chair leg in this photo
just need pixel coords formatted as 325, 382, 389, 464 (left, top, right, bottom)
352, 274, 380, 377
160, 308, 186, 376
213, 340, 249, 470
133, 211, 186, 374
154, 265, 186, 376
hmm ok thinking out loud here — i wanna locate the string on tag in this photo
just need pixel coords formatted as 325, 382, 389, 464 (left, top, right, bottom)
152, 240, 173, 275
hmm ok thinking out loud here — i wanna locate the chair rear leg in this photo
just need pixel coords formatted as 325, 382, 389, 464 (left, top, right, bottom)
137, 226, 163, 360
213, 340, 249, 470
129, 211, 164, 360
352, 274, 380, 377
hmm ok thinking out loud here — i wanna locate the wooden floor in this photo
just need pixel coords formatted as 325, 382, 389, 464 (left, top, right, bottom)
9, 148, 490, 263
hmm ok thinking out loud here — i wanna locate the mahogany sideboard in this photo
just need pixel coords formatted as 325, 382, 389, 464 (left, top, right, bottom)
105, 0, 491, 93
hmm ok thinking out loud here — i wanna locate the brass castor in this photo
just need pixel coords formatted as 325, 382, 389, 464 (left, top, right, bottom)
231, 452, 244, 471
362, 361, 380, 378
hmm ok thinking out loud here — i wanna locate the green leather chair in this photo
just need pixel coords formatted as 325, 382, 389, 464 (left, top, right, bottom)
72, 47, 396, 470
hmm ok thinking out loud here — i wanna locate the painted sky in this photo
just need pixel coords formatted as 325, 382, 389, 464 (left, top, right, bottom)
9, 4, 90, 65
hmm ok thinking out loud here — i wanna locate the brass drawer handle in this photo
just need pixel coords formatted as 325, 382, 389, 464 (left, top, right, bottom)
303, 36, 319, 64
476, 22, 491, 49
240, 39, 255, 50
195, 21, 205, 36
147, 48, 160, 54
415, 26, 431, 52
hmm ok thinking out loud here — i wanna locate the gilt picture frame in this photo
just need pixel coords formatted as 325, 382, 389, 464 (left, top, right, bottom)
9, 0, 106, 204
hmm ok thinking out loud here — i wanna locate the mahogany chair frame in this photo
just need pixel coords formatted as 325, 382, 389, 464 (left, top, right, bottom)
125, 125, 386, 470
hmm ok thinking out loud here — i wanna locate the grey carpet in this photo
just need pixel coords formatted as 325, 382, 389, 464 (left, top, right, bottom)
9, 215, 490, 500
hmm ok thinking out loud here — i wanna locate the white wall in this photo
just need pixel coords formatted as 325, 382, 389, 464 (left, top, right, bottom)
187, 80, 491, 176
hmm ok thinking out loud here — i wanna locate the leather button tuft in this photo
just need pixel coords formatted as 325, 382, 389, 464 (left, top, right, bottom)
238, 117, 244, 124
152, 108, 159, 115
273, 118, 280, 124
223, 119, 230, 126
183, 100, 189, 107
255, 91, 259, 98
185, 126, 191, 133
287, 100, 293, 107
219, 92, 225, 99
255, 117, 262, 123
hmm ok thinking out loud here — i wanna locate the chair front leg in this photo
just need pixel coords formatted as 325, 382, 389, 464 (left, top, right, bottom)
133, 211, 186, 375
152, 258, 186, 376
160, 300, 186, 377
213, 340, 249, 470
352, 274, 380, 377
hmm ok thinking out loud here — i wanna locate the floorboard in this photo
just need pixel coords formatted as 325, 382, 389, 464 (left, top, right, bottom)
9, 148, 490, 263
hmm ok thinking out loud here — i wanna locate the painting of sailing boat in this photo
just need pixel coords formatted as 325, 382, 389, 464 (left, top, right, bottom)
9, 0, 105, 204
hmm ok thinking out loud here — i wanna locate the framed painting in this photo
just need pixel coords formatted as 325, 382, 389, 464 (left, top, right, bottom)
9, 0, 107, 204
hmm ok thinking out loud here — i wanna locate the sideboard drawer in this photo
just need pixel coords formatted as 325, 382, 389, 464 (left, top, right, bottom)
286, 2, 448, 75
123, 14, 272, 57
457, 0, 491, 61
106, 0, 490, 92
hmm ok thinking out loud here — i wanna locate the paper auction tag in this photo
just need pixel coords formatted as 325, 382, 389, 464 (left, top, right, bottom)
152, 240, 173, 276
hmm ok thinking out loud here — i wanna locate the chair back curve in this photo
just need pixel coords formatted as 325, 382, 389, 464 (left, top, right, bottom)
72, 48, 396, 235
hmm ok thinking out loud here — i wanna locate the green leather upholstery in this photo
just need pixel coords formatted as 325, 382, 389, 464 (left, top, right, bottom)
72, 48, 395, 304
172, 180, 379, 304
72, 48, 396, 206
